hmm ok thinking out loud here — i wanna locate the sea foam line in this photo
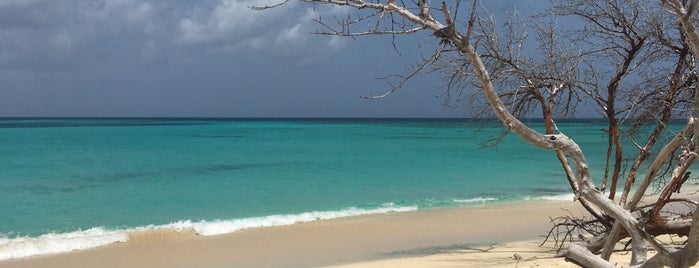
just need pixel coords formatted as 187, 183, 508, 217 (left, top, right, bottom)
452, 197, 498, 204
161, 203, 417, 236
524, 193, 576, 201
0, 228, 128, 261
0, 203, 417, 261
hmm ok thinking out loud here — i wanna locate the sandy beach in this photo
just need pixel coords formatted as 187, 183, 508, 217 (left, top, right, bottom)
0, 200, 598, 268
326, 239, 582, 268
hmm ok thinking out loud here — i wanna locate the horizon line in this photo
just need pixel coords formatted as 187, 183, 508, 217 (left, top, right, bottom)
0, 116, 629, 122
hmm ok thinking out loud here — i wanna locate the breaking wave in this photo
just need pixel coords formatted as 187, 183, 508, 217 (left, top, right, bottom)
0, 203, 417, 261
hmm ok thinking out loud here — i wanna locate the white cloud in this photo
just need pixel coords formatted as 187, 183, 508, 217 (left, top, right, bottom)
326, 35, 346, 49
178, 18, 204, 43
177, 0, 281, 45
0, 0, 352, 74
175, 0, 348, 58
275, 24, 304, 46
0, 0, 164, 73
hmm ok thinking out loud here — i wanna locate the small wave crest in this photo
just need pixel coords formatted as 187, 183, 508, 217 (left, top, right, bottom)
525, 193, 576, 201
0, 203, 416, 261
164, 203, 417, 236
452, 197, 498, 204
0, 227, 128, 261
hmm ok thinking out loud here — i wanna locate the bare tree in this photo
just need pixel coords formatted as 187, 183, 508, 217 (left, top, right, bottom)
258, 0, 699, 266
533, 1, 699, 262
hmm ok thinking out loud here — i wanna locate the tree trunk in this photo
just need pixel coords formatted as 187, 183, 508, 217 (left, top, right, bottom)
567, 243, 616, 268
454, 34, 651, 265
601, 121, 695, 260
543, 107, 607, 223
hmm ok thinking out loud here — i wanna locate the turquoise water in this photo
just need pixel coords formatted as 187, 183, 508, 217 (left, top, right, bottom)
0, 118, 684, 259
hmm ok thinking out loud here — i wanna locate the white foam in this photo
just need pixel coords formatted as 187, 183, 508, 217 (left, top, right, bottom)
0, 227, 128, 261
164, 203, 418, 236
527, 193, 576, 201
452, 197, 498, 204
0, 203, 417, 261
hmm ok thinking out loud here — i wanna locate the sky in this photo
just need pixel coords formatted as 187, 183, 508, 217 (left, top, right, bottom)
0, 0, 544, 118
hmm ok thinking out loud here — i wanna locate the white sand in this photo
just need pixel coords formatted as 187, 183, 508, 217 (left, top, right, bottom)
0, 200, 619, 268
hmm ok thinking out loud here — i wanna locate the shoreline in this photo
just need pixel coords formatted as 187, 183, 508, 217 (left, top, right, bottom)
1, 199, 588, 268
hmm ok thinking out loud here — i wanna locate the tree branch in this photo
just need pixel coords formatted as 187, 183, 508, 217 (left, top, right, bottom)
248, 0, 290, 10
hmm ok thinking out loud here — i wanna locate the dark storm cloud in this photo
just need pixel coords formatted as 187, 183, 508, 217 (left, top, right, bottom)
0, 0, 376, 117
3, 1, 549, 117
0, 0, 346, 75
174, 0, 348, 63
0, 0, 159, 73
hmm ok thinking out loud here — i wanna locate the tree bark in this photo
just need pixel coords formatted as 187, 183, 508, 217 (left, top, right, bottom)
455, 29, 652, 265
601, 120, 695, 260
567, 243, 617, 268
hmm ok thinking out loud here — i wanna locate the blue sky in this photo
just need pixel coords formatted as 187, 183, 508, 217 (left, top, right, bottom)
0, 0, 544, 118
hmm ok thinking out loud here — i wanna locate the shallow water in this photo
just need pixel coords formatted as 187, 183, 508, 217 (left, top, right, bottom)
0, 118, 687, 259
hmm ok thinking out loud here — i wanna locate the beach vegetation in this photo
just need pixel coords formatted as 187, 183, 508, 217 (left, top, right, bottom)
258, 0, 699, 267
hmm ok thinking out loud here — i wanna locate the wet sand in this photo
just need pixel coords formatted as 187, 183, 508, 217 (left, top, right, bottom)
1, 200, 588, 268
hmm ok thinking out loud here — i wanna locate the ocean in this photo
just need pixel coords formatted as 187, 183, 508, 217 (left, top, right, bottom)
0, 118, 684, 260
